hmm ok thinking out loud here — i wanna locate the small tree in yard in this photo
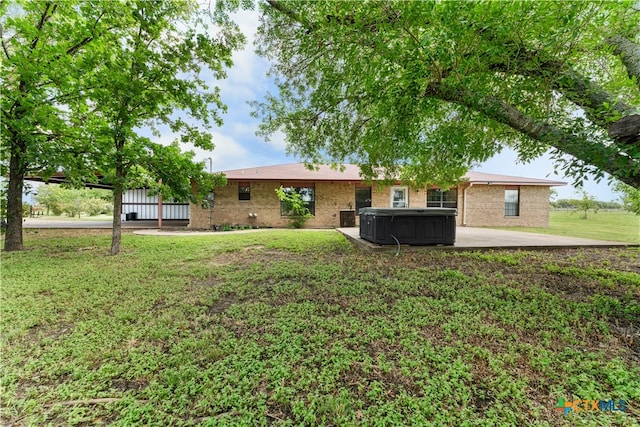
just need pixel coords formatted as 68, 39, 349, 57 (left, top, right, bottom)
78, 0, 243, 255
613, 181, 640, 215
549, 188, 558, 206
576, 191, 599, 219
35, 186, 113, 217
276, 186, 312, 228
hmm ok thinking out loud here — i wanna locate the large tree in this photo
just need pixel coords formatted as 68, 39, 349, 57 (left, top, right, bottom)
1, 0, 119, 251
255, 1, 640, 189
1, 0, 242, 253
80, 0, 241, 255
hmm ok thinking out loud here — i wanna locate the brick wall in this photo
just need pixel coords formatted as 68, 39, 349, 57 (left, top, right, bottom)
189, 180, 551, 229
371, 184, 427, 208
462, 185, 550, 227
189, 181, 357, 229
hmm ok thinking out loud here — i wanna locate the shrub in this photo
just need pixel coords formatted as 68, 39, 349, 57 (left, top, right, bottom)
275, 186, 313, 228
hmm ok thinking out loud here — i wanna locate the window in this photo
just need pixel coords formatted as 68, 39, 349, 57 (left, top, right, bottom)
504, 187, 520, 216
390, 186, 408, 208
427, 188, 457, 208
238, 182, 251, 201
280, 186, 315, 216
355, 187, 372, 212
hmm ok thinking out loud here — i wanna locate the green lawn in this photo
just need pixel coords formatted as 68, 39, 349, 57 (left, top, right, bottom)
1, 230, 639, 426
492, 210, 640, 244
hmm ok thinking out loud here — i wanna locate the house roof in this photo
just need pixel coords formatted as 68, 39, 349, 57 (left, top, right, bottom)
221, 163, 566, 187
464, 171, 565, 186
222, 163, 364, 181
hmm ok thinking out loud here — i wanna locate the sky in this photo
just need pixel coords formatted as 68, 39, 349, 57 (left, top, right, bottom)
24, 8, 619, 203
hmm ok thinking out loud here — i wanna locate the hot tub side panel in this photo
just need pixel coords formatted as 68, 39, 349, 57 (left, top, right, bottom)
359, 210, 456, 245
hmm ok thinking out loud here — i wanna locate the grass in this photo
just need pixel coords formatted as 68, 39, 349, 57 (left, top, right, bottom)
491, 210, 640, 244
1, 229, 639, 426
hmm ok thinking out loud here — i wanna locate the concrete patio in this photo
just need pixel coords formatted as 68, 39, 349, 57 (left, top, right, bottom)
23, 218, 635, 250
336, 226, 635, 251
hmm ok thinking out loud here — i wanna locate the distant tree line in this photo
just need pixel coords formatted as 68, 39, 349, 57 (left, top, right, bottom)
551, 199, 623, 210
33, 186, 112, 218
550, 183, 640, 216
550, 184, 640, 216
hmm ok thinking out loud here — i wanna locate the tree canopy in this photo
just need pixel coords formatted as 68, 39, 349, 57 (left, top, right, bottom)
1, 0, 121, 250
255, 1, 640, 189
78, 0, 241, 254
1, 0, 244, 252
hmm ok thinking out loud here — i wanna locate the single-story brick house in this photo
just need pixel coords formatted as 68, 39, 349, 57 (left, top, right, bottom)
188, 163, 565, 229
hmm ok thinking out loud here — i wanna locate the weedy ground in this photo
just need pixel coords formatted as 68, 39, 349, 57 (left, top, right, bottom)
1, 229, 639, 426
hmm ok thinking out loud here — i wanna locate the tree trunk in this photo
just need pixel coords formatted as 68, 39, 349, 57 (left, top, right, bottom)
4, 142, 26, 251
110, 165, 124, 256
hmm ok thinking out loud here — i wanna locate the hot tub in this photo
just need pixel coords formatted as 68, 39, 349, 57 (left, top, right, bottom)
359, 208, 456, 245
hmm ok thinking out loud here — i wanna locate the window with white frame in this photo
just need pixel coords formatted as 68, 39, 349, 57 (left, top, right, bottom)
504, 187, 520, 216
426, 188, 457, 208
390, 186, 408, 208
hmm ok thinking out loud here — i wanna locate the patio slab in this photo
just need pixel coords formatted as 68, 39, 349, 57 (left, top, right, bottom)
337, 226, 636, 251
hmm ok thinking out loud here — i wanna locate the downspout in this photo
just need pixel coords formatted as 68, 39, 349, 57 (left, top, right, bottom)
463, 183, 474, 226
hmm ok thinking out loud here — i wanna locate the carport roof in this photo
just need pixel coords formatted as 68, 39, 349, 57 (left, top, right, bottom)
24, 172, 113, 189
221, 163, 566, 186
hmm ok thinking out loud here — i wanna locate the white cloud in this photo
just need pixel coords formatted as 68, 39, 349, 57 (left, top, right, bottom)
229, 121, 258, 136
264, 129, 287, 151
179, 131, 249, 172
215, 9, 270, 103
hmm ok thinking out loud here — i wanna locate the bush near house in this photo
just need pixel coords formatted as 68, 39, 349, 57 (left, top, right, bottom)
275, 186, 313, 228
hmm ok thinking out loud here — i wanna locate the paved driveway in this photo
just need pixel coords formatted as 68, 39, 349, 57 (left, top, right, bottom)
337, 226, 633, 250
22, 218, 635, 249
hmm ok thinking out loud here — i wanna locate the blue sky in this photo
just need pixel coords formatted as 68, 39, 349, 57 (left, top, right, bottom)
174, 9, 619, 202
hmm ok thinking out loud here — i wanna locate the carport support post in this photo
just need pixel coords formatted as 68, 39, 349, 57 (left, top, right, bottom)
157, 179, 162, 229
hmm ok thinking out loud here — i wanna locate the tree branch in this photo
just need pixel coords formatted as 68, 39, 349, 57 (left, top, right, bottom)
30, 2, 57, 51
608, 114, 640, 145
265, 0, 402, 34
0, 22, 11, 60
65, 10, 107, 56
479, 32, 633, 128
425, 82, 640, 187
265, 0, 314, 31
608, 35, 640, 89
